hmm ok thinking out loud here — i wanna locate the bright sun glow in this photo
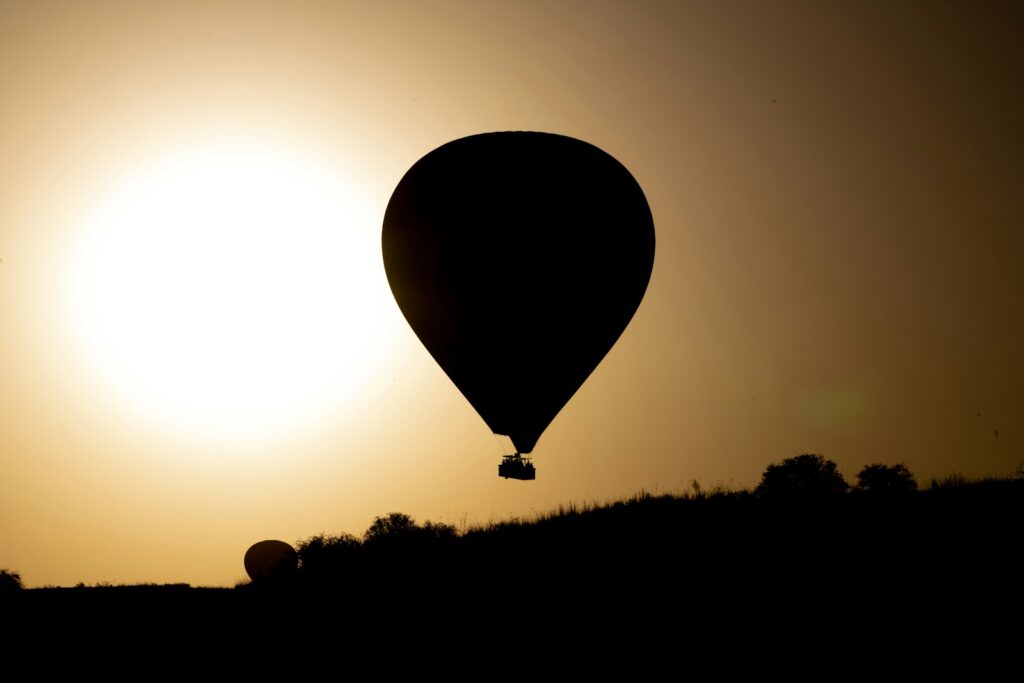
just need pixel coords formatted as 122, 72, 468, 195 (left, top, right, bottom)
66, 141, 392, 443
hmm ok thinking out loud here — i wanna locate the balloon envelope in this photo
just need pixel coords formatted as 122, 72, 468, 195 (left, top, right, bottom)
244, 540, 298, 584
383, 132, 655, 454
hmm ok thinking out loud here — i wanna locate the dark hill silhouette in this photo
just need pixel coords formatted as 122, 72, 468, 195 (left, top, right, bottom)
5, 462, 1022, 656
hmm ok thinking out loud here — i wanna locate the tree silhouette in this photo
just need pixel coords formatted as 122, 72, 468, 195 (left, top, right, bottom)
296, 533, 362, 580
364, 513, 420, 544
0, 569, 23, 593
856, 463, 917, 496
756, 454, 849, 501
421, 521, 458, 541
363, 513, 457, 548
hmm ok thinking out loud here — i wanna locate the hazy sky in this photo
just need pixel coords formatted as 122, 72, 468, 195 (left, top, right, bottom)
2, 1, 1021, 586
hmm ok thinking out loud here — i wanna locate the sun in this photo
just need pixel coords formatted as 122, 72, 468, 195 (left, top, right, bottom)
64, 140, 392, 444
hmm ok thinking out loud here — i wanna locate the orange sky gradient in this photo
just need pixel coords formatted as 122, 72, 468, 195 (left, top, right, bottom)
1, 1, 1022, 586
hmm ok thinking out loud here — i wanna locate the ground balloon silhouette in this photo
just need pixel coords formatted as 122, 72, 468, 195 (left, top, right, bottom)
244, 540, 298, 584
382, 132, 655, 473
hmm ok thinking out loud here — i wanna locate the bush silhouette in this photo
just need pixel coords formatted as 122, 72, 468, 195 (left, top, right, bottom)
296, 533, 362, 579
0, 569, 23, 593
856, 463, 917, 496
364, 512, 420, 544
360, 513, 455, 543
756, 454, 849, 501
420, 521, 458, 541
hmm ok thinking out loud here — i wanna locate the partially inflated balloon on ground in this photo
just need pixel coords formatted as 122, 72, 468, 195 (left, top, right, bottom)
244, 540, 298, 584
383, 132, 655, 456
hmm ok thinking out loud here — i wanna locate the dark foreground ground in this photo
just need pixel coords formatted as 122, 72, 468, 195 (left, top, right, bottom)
4, 478, 1022, 664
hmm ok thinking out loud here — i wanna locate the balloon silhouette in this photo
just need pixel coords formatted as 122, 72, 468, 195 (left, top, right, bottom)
383, 132, 655, 461
244, 540, 298, 584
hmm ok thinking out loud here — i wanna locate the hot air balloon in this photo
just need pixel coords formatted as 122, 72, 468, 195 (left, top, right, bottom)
382, 132, 655, 479
244, 540, 298, 584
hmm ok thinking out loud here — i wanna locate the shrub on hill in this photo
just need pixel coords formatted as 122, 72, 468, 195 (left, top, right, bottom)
856, 463, 917, 496
756, 454, 849, 501
1, 569, 23, 592
296, 533, 362, 579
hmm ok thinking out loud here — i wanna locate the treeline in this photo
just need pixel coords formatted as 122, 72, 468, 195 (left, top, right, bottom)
4, 455, 1021, 646
5, 454, 1021, 606
259, 455, 1022, 613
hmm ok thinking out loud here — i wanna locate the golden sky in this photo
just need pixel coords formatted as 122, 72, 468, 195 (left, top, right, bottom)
2, 1, 1021, 586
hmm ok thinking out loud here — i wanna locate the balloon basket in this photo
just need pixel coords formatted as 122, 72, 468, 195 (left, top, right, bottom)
498, 454, 536, 481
